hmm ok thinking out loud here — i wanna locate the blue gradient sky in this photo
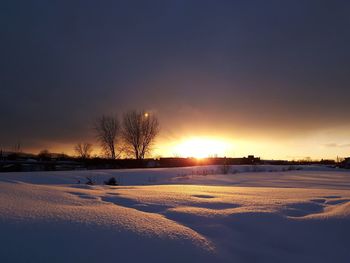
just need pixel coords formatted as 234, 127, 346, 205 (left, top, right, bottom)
1, 1, 350, 159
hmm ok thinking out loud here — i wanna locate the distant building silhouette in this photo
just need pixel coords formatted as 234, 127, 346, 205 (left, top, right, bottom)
343, 157, 350, 168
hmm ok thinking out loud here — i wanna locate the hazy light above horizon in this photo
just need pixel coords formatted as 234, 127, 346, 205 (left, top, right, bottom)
1, 1, 349, 160
171, 137, 232, 158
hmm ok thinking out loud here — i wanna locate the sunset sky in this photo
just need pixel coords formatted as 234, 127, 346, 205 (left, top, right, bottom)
1, 1, 350, 159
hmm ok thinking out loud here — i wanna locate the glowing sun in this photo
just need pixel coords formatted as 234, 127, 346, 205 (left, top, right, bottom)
174, 137, 229, 158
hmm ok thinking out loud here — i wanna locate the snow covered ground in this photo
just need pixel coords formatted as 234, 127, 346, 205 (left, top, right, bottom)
1, 165, 350, 262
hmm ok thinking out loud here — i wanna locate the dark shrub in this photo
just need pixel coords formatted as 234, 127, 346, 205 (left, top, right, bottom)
104, 177, 118, 186
86, 177, 95, 185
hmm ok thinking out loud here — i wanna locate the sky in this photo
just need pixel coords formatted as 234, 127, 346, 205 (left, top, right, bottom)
1, 0, 350, 160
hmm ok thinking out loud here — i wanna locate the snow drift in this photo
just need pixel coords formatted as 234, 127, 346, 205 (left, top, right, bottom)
0, 166, 350, 262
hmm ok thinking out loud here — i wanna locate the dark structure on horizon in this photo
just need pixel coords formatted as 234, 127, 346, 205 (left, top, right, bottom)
341, 157, 350, 169
0, 152, 262, 172
158, 155, 261, 167
0, 152, 342, 173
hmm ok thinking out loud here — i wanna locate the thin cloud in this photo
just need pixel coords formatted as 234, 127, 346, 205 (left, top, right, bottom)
324, 143, 350, 148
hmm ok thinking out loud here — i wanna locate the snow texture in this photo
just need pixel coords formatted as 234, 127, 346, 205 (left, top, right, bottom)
1, 165, 350, 262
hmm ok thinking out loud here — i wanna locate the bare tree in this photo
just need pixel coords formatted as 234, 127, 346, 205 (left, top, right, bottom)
122, 110, 160, 159
13, 141, 21, 153
94, 115, 120, 159
38, 149, 51, 161
74, 143, 93, 159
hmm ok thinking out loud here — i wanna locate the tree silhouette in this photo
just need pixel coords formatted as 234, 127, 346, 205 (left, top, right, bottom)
122, 110, 159, 159
74, 143, 93, 159
94, 115, 119, 159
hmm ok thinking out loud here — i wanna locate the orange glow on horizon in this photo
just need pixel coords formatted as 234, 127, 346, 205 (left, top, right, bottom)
24, 130, 350, 161
171, 137, 232, 158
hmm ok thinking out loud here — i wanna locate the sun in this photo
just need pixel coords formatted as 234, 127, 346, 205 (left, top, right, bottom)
174, 137, 229, 158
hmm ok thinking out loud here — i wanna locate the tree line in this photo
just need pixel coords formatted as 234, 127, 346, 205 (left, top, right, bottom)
75, 110, 160, 160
